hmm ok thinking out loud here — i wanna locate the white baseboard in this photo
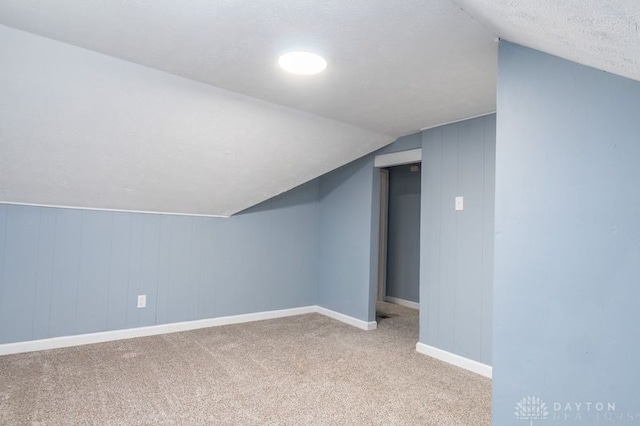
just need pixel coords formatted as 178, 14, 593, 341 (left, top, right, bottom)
385, 296, 419, 310
0, 305, 376, 356
415, 342, 492, 378
315, 306, 377, 331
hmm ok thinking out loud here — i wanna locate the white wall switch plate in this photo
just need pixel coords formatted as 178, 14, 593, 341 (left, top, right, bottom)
137, 294, 147, 308
455, 196, 464, 211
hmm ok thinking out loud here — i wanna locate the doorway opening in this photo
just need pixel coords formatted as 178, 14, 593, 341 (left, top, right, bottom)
377, 162, 421, 324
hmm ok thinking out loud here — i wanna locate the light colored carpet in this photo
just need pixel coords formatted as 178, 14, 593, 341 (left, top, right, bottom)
0, 302, 491, 425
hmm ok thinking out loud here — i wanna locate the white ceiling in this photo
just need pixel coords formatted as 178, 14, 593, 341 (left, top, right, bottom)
455, 0, 640, 83
0, 0, 498, 137
0, 25, 392, 217
1, 1, 637, 216
0, 0, 498, 216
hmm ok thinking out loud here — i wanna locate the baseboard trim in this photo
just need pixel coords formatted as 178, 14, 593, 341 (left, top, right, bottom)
315, 306, 377, 331
385, 296, 419, 310
415, 342, 492, 378
0, 305, 376, 356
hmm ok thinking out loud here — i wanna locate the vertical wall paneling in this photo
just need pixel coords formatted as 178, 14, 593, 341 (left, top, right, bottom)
455, 118, 485, 358
481, 117, 495, 364
0, 206, 40, 342
420, 115, 495, 365
438, 125, 459, 351
196, 218, 216, 319
232, 213, 269, 315
0, 179, 319, 345
32, 208, 56, 340
318, 156, 377, 321
48, 209, 83, 338
76, 210, 112, 334
0, 121, 494, 357
209, 217, 240, 318
107, 213, 131, 331
164, 215, 195, 324
317, 133, 423, 322
125, 214, 161, 328
0, 206, 6, 329
155, 215, 172, 325
422, 128, 443, 345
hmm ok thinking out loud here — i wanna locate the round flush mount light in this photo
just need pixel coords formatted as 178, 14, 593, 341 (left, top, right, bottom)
278, 51, 327, 75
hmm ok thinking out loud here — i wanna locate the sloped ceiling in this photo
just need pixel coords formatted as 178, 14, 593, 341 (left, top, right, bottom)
0, 1, 498, 136
2, 1, 638, 217
0, 1, 498, 216
0, 26, 393, 217
454, 0, 640, 83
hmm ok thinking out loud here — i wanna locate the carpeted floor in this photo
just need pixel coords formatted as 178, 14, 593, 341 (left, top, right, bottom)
0, 302, 491, 425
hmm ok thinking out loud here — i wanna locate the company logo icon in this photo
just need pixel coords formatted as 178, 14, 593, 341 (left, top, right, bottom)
515, 396, 549, 425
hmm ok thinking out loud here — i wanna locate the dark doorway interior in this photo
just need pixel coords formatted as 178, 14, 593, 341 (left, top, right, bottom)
385, 163, 421, 307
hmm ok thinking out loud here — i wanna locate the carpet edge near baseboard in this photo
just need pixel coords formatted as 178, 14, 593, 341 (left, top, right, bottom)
415, 342, 492, 378
0, 305, 376, 356
384, 296, 419, 310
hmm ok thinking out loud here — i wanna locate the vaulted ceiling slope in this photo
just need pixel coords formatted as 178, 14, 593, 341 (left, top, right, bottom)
0, 25, 392, 217
2, 2, 638, 217
454, 0, 640, 83
0, 1, 498, 216
0, 1, 498, 136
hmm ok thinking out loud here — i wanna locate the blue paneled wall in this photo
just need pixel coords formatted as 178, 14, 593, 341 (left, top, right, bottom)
421, 115, 495, 365
315, 122, 495, 368
0, 181, 318, 344
317, 133, 423, 322
317, 156, 378, 321
1, 117, 495, 375
494, 42, 640, 423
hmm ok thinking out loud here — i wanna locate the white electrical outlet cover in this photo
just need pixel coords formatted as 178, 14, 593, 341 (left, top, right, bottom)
455, 196, 464, 211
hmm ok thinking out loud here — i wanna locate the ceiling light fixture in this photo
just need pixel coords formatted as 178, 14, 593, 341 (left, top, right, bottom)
278, 51, 327, 75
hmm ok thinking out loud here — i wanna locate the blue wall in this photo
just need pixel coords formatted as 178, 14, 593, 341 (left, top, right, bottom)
317, 156, 378, 321
494, 42, 640, 423
0, 116, 496, 375
317, 133, 422, 322
0, 181, 319, 344
420, 115, 495, 365
386, 164, 421, 304
315, 121, 495, 369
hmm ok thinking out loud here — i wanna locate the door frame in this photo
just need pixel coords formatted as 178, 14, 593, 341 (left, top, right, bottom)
377, 168, 389, 302
373, 148, 422, 306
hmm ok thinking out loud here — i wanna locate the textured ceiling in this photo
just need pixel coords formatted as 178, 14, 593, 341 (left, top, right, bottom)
0, 25, 392, 217
0, 0, 498, 136
1, 1, 638, 217
454, 0, 640, 83
0, 1, 498, 216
